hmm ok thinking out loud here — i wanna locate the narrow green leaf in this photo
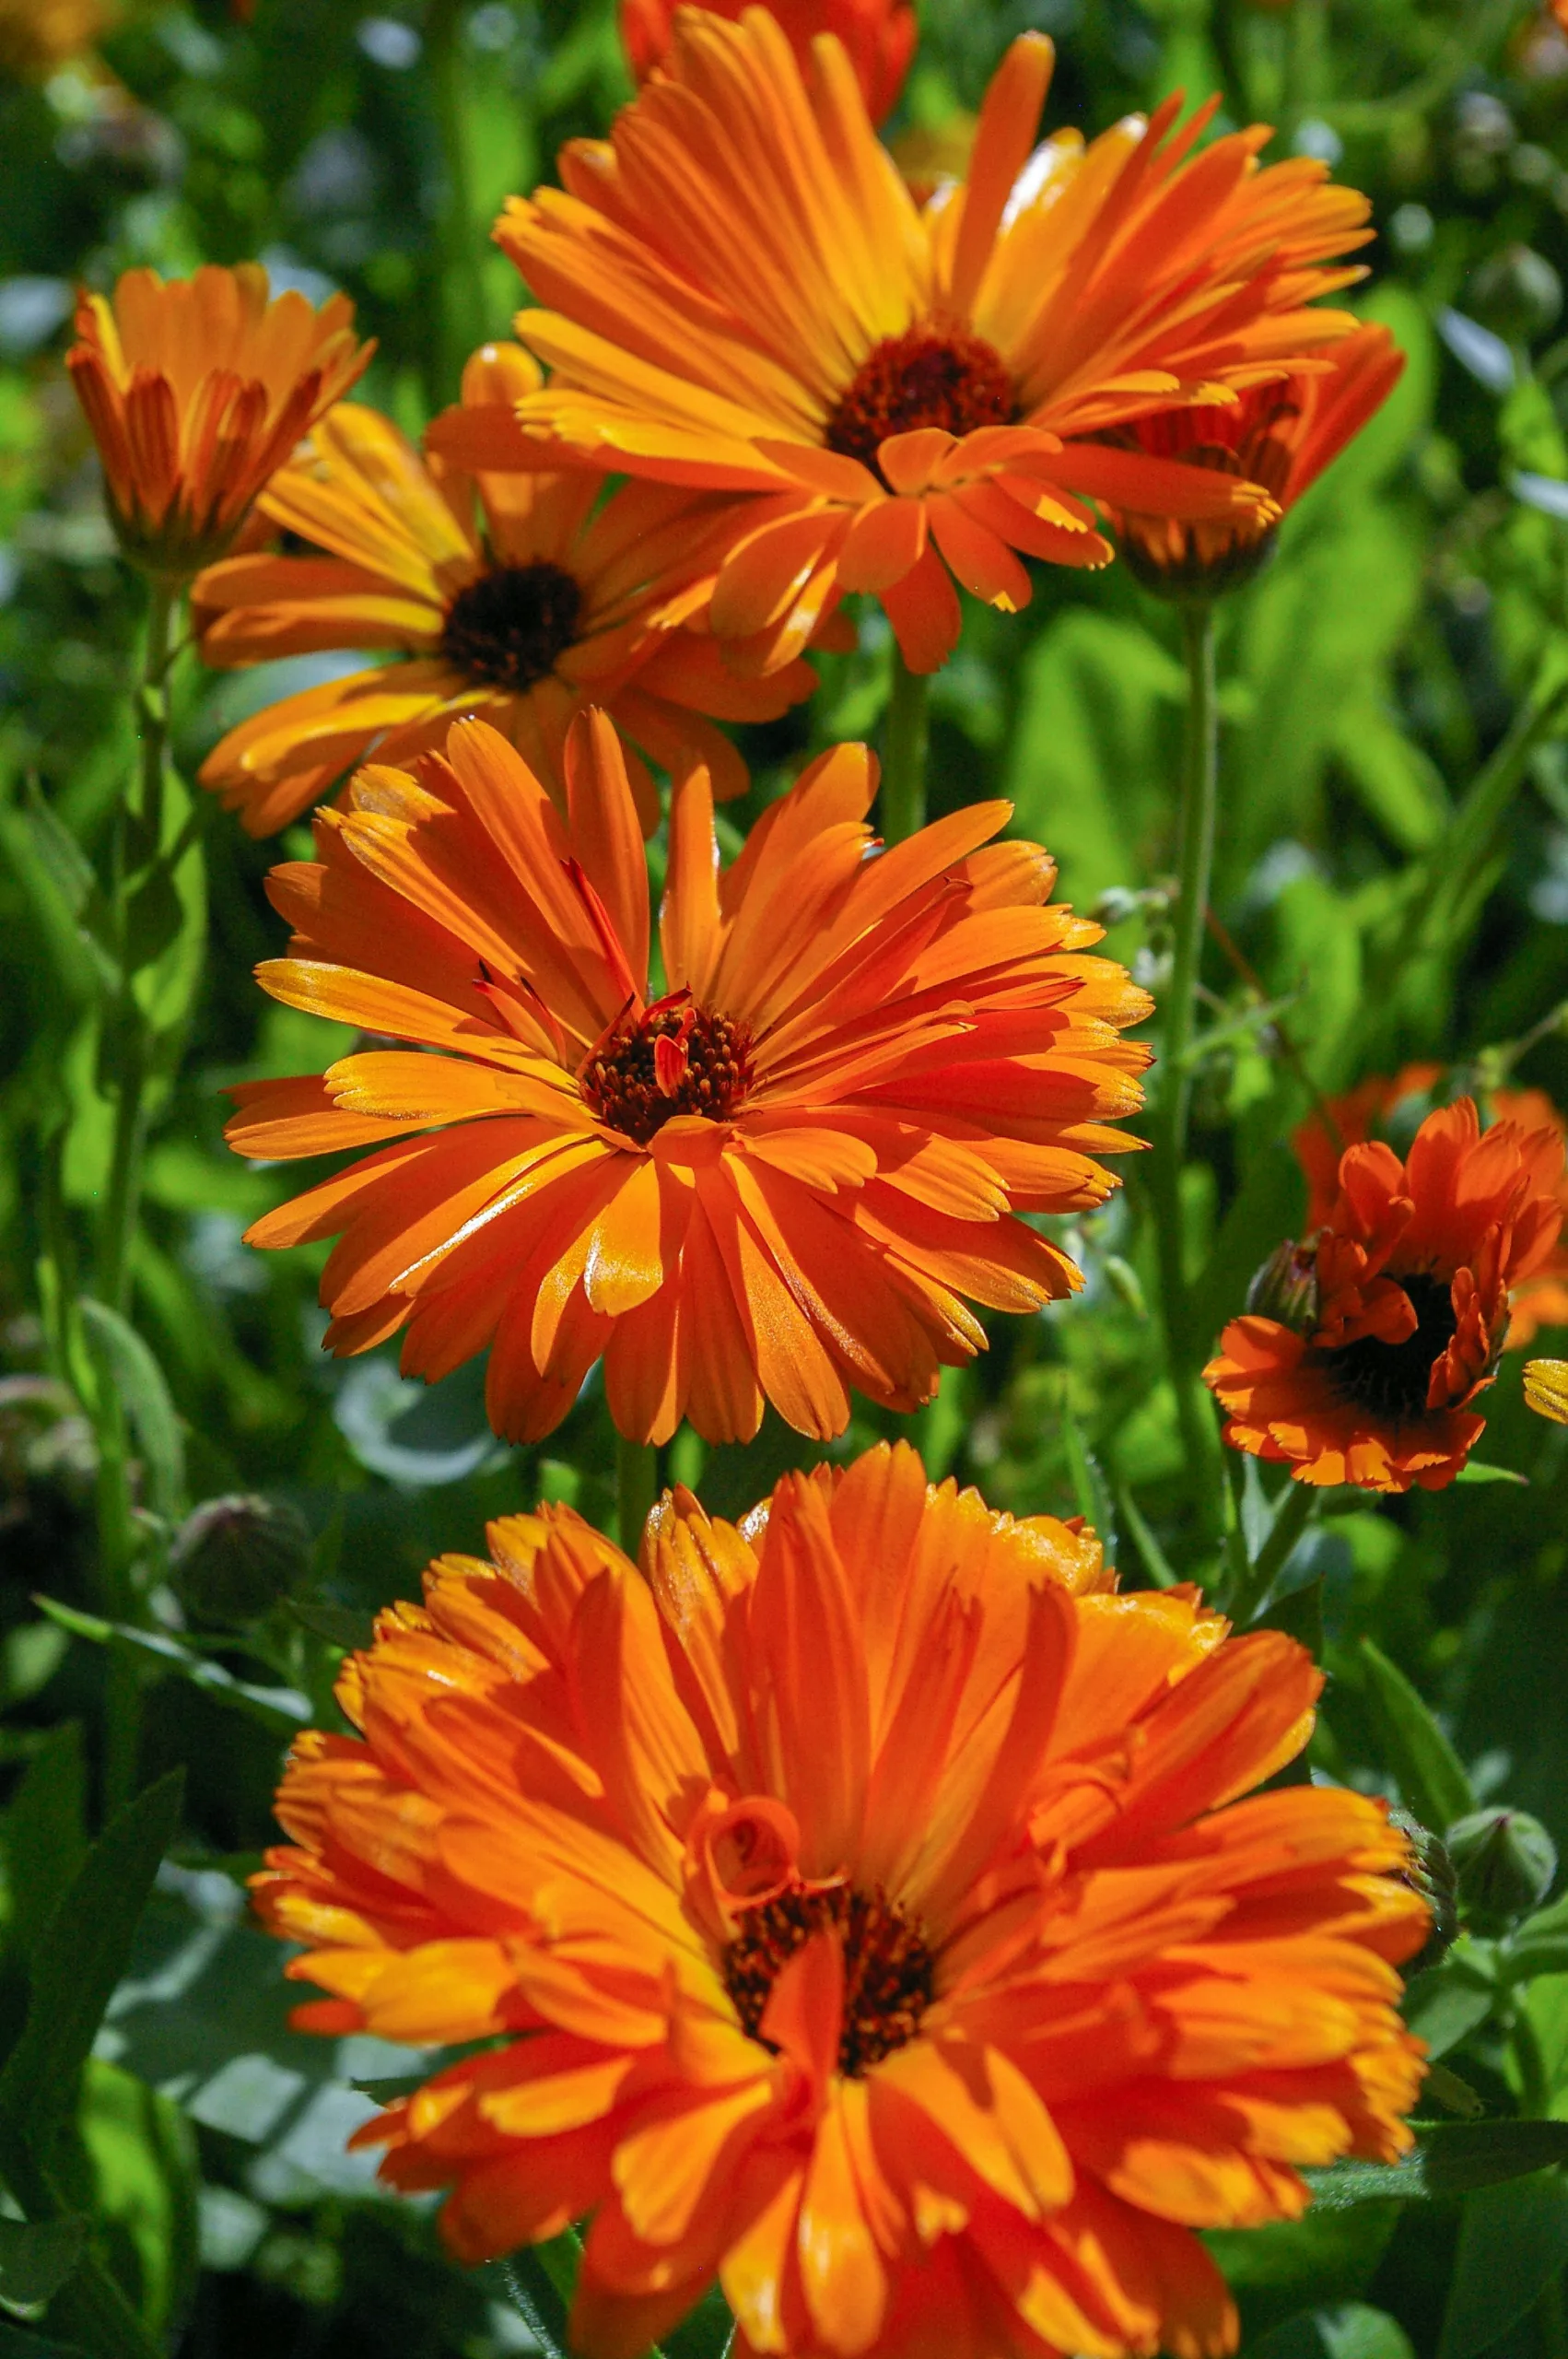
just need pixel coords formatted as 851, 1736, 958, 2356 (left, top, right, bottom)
1357, 1640, 1475, 1834
1453, 1460, 1527, 1486
1439, 2172, 1568, 2359
0, 2216, 88, 2314
1305, 2120, 1568, 2210
2, 1724, 87, 1966
33, 1601, 310, 1733
18, 780, 97, 919
287, 1599, 377, 1653
75, 1301, 184, 1523
0, 1769, 184, 2194
1259, 1578, 1326, 1663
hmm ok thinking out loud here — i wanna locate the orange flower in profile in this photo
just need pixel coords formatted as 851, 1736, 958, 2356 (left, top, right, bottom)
66, 264, 371, 579
1294, 1069, 1568, 1349
255, 1443, 1428, 2359
196, 342, 807, 838
621, 0, 914, 123
1106, 322, 1405, 599
227, 712, 1151, 1445
478, 11, 1374, 675
1206, 1099, 1566, 1492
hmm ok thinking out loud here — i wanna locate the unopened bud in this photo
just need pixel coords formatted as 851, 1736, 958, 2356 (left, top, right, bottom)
1246, 1238, 1320, 1332
1388, 1804, 1458, 1974
1469, 242, 1563, 343
170, 1493, 311, 1626
1445, 1806, 1557, 1931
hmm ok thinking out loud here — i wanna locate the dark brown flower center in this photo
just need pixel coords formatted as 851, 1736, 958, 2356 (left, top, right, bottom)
579, 997, 753, 1145
722, 1884, 935, 2077
825, 325, 1015, 479
440, 560, 583, 692
1324, 1273, 1459, 1423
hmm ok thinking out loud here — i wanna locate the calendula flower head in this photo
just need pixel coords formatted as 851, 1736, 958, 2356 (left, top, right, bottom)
1206, 1098, 1566, 1492
0, 0, 111, 75
66, 264, 372, 581
195, 342, 809, 839
1525, 1358, 1568, 1422
473, 9, 1374, 675
621, 0, 915, 123
1295, 1069, 1568, 1350
1106, 323, 1404, 602
254, 1442, 1428, 2359
227, 711, 1152, 1446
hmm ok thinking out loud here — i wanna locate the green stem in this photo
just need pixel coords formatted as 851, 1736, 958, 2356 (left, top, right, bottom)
881, 649, 930, 846
1149, 603, 1223, 1524
616, 1434, 659, 1555
1227, 1477, 1316, 1625
1513, 1999, 1553, 2120
91, 579, 175, 1814
427, 0, 489, 399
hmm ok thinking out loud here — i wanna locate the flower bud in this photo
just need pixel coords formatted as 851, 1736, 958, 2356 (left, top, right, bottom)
1388, 1804, 1458, 1974
1469, 242, 1563, 344
1445, 1806, 1557, 1931
170, 1494, 311, 1626
1246, 1239, 1320, 1332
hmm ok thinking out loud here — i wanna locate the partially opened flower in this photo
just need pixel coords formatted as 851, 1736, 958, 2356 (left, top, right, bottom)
1104, 322, 1404, 600
1294, 1070, 1568, 1350
67, 264, 371, 579
196, 342, 807, 837
1206, 1099, 1565, 1491
621, 0, 914, 123
255, 1442, 1428, 2359
478, 9, 1374, 674
227, 711, 1151, 1444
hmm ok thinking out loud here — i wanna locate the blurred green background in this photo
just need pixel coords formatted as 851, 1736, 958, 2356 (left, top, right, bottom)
11, 0, 1568, 2352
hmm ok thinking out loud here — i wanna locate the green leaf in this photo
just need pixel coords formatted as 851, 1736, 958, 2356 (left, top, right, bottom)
1357, 1640, 1476, 1835
2, 1724, 87, 1966
32, 1601, 310, 1734
0, 2322, 89, 2357
499, 2229, 583, 2359
1205, 2203, 1399, 2345
1259, 1579, 1326, 1663
287, 1599, 376, 1653
0, 2216, 87, 2315
77, 2059, 198, 2344
1305, 2120, 1568, 2208
1402, 1965, 1495, 2060
1453, 1460, 1528, 1486
121, 866, 183, 977
1438, 2172, 1568, 2359
75, 1301, 184, 1523
0, 1769, 183, 2200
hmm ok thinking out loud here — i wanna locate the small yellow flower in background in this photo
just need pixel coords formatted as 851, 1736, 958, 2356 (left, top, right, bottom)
254, 1441, 1428, 2359
1525, 1359, 1568, 1422
66, 263, 372, 581
0, 0, 112, 77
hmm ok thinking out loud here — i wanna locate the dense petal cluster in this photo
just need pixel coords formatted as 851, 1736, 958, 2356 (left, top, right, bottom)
255, 1443, 1428, 2359
1207, 1099, 1566, 1490
475, 10, 1374, 673
67, 264, 371, 577
1104, 322, 1404, 599
621, 0, 915, 123
228, 711, 1151, 1444
1294, 1067, 1568, 1350
195, 341, 809, 836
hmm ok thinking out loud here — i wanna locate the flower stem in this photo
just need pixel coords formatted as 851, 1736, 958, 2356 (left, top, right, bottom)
616, 1433, 659, 1555
92, 577, 175, 1812
1149, 601, 1223, 1524
881, 648, 930, 846
427, 0, 489, 401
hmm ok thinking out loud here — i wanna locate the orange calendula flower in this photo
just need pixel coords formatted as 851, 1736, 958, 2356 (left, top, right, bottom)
1294, 1069, 1568, 1350
227, 711, 1151, 1445
196, 342, 807, 838
621, 0, 915, 123
1206, 1099, 1566, 1492
1106, 321, 1405, 599
254, 1443, 1428, 2359
67, 264, 371, 580
474, 9, 1374, 675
